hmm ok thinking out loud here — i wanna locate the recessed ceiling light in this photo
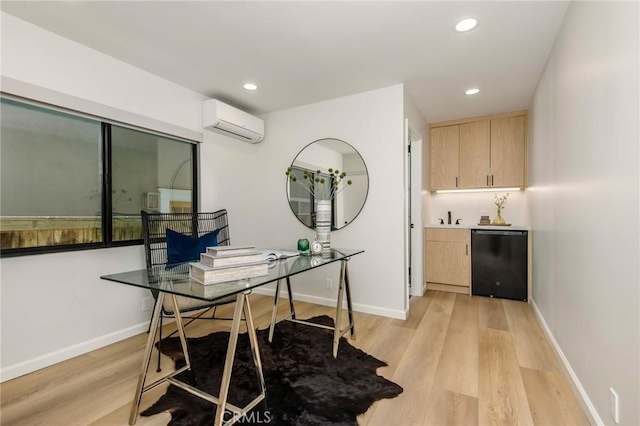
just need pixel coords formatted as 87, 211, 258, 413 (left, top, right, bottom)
465, 88, 480, 95
455, 18, 478, 32
243, 83, 258, 91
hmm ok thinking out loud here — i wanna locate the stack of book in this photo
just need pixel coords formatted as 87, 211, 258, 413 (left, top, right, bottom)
478, 215, 491, 225
189, 245, 269, 285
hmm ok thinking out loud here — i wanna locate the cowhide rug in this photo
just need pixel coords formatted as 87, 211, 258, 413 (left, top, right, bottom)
142, 315, 403, 425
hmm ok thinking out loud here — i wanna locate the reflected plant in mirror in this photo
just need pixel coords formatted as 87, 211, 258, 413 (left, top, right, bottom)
286, 167, 352, 200
286, 138, 369, 231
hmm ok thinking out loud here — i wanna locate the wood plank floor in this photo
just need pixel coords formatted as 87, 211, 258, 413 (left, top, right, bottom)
0, 291, 590, 426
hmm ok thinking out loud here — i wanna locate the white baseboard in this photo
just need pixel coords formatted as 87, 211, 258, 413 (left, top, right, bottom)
410, 282, 426, 297
1, 291, 406, 383
0, 322, 149, 383
530, 298, 603, 426
252, 287, 407, 320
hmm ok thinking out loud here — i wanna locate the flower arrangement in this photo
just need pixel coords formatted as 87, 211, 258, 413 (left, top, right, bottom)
493, 192, 509, 224
286, 167, 352, 200
494, 193, 509, 214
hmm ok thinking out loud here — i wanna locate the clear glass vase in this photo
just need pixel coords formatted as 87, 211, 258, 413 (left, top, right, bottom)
492, 211, 506, 225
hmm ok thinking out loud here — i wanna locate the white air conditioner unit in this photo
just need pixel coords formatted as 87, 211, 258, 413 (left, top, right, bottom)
202, 99, 264, 143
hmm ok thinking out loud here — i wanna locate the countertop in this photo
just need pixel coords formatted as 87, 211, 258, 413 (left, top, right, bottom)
425, 224, 530, 231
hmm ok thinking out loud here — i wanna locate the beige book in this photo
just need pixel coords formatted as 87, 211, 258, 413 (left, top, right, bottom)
206, 245, 257, 256
189, 260, 269, 285
200, 251, 262, 267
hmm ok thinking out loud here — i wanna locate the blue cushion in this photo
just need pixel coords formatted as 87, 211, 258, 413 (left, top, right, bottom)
166, 228, 220, 265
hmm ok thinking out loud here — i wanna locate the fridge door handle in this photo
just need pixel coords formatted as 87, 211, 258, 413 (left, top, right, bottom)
473, 230, 527, 236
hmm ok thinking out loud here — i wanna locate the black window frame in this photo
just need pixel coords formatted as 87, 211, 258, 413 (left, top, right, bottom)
0, 98, 199, 258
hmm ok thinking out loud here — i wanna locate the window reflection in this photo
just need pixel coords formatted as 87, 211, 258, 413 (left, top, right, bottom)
0, 98, 197, 254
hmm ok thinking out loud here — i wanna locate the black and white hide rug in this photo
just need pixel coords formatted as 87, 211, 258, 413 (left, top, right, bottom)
141, 315, 403, 425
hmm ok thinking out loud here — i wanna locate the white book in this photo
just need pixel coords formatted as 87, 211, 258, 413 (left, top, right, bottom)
200, 251, 262, 267
259, 249, 300, 262
189, 260, 269, 285
206, 245, 256, 256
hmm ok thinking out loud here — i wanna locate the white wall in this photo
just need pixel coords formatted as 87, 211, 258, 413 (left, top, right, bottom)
199, 85, 408, 319
425, 190, 529, 227
1, 13, 412, 380
0, 14, 204, 131
528, 2, 639, 425
0, 13, 206, 381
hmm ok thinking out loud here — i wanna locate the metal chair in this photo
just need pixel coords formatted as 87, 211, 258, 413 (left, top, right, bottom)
141, 209, 236, 371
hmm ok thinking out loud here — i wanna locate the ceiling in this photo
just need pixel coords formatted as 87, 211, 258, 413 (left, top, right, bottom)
0, 1, 569, 123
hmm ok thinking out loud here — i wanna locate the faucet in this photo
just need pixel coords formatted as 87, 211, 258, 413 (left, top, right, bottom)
447, 211, 452, 225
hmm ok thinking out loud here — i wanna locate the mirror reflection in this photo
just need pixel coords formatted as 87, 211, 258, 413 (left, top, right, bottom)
287, 138, 368, 230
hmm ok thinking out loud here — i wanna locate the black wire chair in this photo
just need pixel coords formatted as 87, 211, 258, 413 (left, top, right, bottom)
141, 209, 236, 372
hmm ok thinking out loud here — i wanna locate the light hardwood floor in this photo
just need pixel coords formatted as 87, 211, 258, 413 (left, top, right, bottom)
1, 291, 590, 426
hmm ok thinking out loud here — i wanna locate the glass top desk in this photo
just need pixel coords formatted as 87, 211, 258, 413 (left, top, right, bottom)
101, 248, 363, 426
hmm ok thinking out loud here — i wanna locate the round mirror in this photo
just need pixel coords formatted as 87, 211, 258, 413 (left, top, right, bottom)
287, 138, 369, 230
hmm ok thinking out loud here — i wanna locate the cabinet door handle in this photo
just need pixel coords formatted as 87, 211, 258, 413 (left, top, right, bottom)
486, 175, 489, 186
455, 177, 458, 188
466, 244, 468, 255
491, 175, 494, 186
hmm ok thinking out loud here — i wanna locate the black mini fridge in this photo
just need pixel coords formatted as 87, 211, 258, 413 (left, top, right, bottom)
471, 230, 528, 301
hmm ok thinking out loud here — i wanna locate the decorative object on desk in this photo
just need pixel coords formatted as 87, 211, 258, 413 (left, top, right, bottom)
315, 199, 332, 252
200, 250, 262, 268
142, 315, 403, 425
286, 138, 369, 232
492, 192, 510, 225
189, 260, 269, 285
310, 239, 324, 256
194, 245, 270, 283
259, 249, 300, 261
297, 238, 310, 252
286, 165, 350, 252
206, 245, 255, 256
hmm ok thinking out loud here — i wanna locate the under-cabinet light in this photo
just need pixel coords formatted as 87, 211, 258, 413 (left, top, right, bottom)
243, 83, 258, 91
465, 88, 480, 95
435, 187, 522, 194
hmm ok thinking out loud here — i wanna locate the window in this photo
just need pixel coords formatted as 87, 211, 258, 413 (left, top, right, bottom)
110, 125, 195, 242
0, 97, 197, 256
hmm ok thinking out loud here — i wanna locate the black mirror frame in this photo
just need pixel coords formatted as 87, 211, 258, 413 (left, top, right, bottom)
286, 138, 369, 231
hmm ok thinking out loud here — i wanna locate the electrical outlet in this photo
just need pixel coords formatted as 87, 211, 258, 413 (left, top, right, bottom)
609, 387, 619, 424
326, 278, 333, 290
141, 297, 153, 312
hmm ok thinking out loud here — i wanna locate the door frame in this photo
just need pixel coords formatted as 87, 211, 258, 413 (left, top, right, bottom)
404, 119, 425, 312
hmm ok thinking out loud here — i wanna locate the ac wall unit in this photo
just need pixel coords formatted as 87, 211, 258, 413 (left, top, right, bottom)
142, 192, 159, 211
202, 99, 264, 143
